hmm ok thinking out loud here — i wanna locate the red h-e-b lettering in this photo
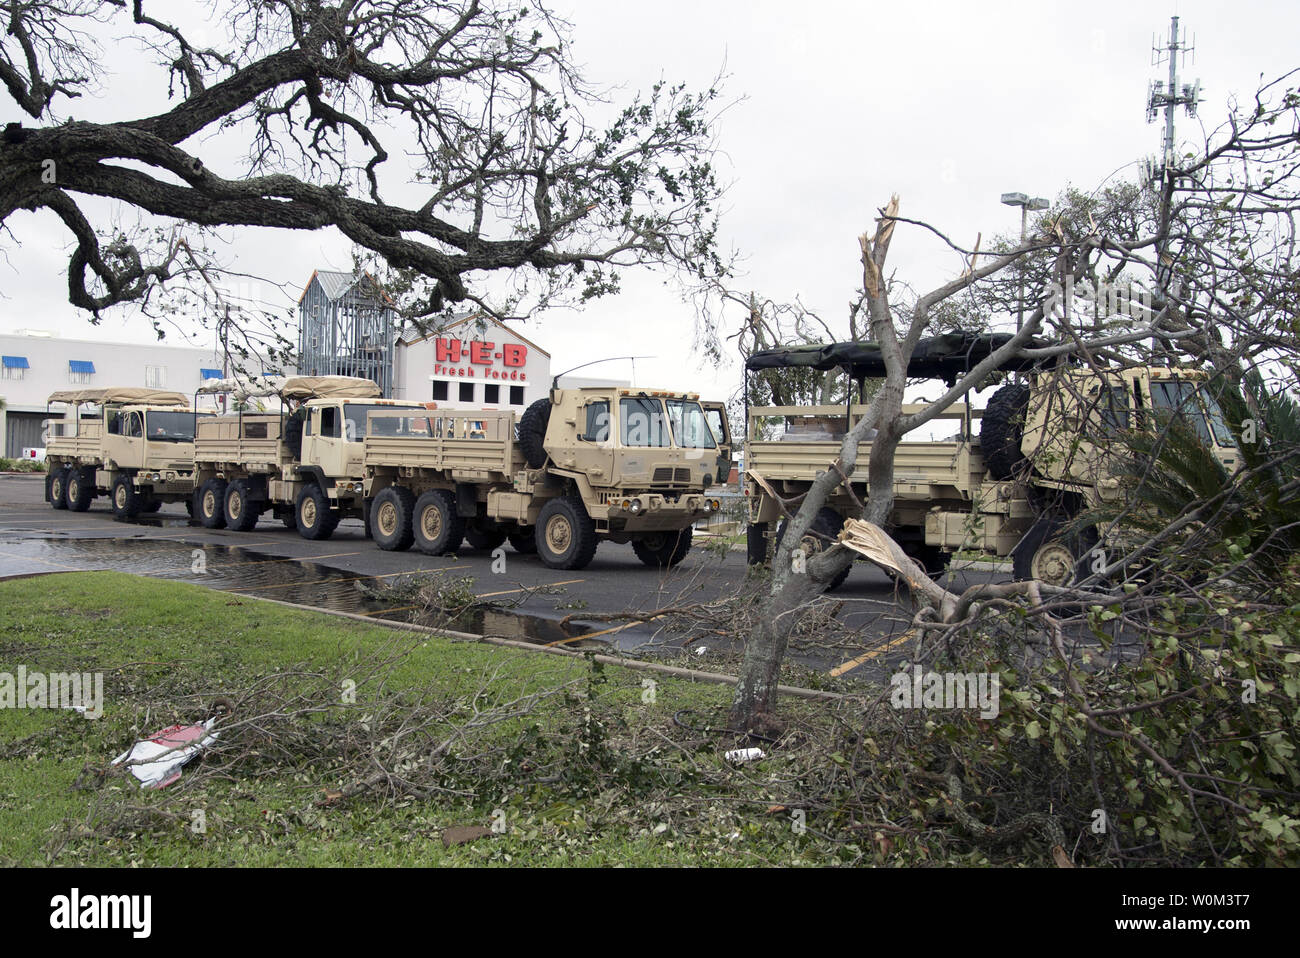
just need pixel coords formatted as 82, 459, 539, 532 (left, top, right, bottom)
503, 344, 527, 367
435, 338, 462, 363
470, 341, 493, 365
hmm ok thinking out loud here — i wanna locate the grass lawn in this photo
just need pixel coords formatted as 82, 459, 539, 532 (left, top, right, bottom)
0, 571, 845, 866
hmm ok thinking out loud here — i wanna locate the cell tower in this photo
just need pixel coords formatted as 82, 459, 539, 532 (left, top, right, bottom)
1144, 15, 1202, 183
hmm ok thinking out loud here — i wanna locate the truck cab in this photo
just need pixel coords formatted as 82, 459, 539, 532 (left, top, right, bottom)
44, 388, 210, 516
544, 387, 721, 498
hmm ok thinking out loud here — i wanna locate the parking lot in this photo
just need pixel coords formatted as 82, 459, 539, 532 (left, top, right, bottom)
0, 472, 1005, 676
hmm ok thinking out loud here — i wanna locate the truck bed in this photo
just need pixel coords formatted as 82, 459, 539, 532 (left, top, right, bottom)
46, 420, 103, 463
194, 415, 292, 471
363, 410, 524, 482
747, 403, 987, 498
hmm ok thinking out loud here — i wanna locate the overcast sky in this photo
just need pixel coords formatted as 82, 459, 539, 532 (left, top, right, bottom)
3, 0, 1299, 405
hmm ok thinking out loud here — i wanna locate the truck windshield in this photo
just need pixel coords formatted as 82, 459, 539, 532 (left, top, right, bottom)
1150, 380, 1233, 447
620, 398, 672, 447
145, 411, 196, 442
1198, 388, 1236, 446
667, 400, 717, 449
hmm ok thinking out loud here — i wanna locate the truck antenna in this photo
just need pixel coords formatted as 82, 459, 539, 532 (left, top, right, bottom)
551, 356, 655, 391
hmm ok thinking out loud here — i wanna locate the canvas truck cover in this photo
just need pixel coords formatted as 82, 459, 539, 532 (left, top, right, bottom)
744, 331, 1046, 385
195, 375, 381, 400
279, 376, 381, 400
46, 387, 189, 406
196, 374, 287, 399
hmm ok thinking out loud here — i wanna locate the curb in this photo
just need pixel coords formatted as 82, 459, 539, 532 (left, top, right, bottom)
238, 590, 844, 702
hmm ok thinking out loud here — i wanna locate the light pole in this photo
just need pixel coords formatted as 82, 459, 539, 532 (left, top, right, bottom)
1000, 192, 1050, 332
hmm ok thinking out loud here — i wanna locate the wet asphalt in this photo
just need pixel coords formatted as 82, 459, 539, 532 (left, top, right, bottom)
0, 472, 1005, 678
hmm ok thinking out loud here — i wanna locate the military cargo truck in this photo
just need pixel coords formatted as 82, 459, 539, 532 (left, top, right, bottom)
744, 332, 1239, 588
364, 386, 725, 570
192, 376, 427, 539
43, 388, 211, 517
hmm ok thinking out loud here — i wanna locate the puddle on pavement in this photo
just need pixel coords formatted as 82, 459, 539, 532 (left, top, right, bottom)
0, 535, 602, 649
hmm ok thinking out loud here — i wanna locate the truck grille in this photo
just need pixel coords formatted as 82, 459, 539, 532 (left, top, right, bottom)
652, 467, 693, 484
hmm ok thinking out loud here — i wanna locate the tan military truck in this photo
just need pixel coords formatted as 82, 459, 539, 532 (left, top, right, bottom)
191, 376, 428, 539
363, 387, 725, 569
43, 388, 210, 517
743, 332, 1239, 588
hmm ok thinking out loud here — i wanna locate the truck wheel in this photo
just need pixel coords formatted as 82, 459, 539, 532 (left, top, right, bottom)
111, 475, 141, 519
371, 487, 415, 552
142, 498, 163, 513
536, 496, 598, 570
1012, 516, 1099, 587
296, 484, 339, 541
980, 383, 1030, 480
776, 508, 850, 591
65, 469, 94, 512
48, 468, 69, 510
508, 528, 538, 554
224, 479, 260, 532
632, 527, 693, 568
185, 497, 194, 518
517, 399, 552, 469
413, 489, 464, 555
746, 522, 770, 566
465, 518, 508, 551
280, 509, 296, 531
198, 479, 228, 529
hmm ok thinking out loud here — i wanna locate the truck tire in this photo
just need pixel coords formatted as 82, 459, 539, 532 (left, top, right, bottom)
508, 528, 537, 554
48, 468, 69, 510
142, 498, 163, 513
371, 486, 416, 552
517, 399, 552, 469
280, 509, 297, 531
465, 518, 508, 551
111, 475, 141, 519
632, 527, 693, 568
1012, 516, 1099, 587
296, 484, 339, 540
197, 479, 228, 529
776, 507, 851, 591
536, 496, 598, 570
746, 521, 770, 566
65, 469, 94, 512
413, 489, 463, 555
980, 383, 1030, 480
224, 479, 260, 532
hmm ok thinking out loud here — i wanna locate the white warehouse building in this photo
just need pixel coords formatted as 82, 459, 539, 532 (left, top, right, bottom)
0, 330, 225, 458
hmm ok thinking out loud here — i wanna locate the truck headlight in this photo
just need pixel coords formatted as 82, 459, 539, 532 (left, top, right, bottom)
629, 498, 643, 515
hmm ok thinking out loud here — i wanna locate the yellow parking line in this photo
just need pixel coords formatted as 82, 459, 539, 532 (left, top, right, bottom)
830, 630, 915, 677
476, 578, 584, 599
223, 550, 366, 566
355, 605, 421, 617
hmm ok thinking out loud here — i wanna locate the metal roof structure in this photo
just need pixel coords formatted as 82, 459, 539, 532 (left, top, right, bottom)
298, 270, 396, 397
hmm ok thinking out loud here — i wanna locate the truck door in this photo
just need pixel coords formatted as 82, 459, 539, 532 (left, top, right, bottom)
575, 398, 615, 486
302, 404, 348, 478
702, 402, 733, 485
103, 407, 144, 470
